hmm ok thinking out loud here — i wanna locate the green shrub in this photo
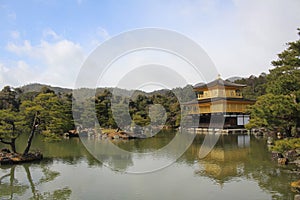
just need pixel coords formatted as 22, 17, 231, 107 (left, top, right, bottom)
41, 130, 61, 142
271, 138, 300, 152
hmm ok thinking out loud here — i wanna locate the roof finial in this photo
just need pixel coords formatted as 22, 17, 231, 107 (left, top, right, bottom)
217, 74, 221, 79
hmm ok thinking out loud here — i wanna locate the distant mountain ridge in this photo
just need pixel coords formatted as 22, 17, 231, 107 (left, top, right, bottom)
17, 76, 245, 96
19, 83, 175, 96
193, 76, 244, 87
225, 76, 243, 82
20, 83, 72, 94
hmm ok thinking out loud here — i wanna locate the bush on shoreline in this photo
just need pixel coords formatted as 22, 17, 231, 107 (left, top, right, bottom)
270, 138, 300, 153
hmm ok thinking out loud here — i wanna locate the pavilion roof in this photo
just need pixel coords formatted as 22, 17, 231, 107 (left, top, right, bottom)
194, 78, 246, 89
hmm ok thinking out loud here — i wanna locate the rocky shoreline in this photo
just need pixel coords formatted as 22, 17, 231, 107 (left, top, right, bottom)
65, 128, 150, 140
271, 149, 300, 167
0, 148, 43, 165
268, 138, 300, 197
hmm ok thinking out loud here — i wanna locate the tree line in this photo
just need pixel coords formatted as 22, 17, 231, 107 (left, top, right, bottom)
0, 80, 196, 147
0, 28, 299, 150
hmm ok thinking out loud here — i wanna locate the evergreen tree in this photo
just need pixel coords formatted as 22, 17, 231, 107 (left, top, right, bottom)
247, 28, 300, 136
0, 110, 22, 153
0, 86, 20, 111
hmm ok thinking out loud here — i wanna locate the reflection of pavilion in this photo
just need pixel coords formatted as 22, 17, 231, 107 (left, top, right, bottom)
195, 135, 250, 185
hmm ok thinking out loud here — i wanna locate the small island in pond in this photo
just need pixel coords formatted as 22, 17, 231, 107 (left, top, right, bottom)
0, 111, 43, 165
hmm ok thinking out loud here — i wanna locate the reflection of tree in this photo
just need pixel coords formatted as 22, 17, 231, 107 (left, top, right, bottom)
0, 164, 72, 200
0, 166, 28, 199
83, 139, 134, 171
242, 138, 297, 200
29, 187, 72, 200
24, 164, 38, 199
39, 165, 60, 184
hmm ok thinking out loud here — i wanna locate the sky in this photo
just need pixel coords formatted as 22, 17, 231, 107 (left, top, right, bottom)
0, 0, 300, 90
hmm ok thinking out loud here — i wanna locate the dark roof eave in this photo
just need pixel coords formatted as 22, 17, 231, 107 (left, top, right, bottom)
193, 79, 246, 89
182, 97, 256, 105
198, 97, 255, 103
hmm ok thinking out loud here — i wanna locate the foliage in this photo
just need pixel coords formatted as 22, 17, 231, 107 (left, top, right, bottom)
245, 94, 298, 135
95, 89, 114, 128
0, 109, 24, 152
0, 110, 23, 139
93, 89, 183, 130
234, 73, 267, 100
0, 85, 74, 151
0, 86, 20, 111
246, 28, 300, 136
267, 29, 300, 98
20, 90, 74, 136
270, 138, 300, 153
41, 130, 62, 142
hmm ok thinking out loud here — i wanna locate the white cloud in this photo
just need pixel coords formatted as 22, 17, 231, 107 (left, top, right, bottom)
6, 40, 32, 55
228, 0, 300, 76
0, 61, 38, 89
144, 0, 300, 80
182, 0, 300, 79
3, 32, 85, 89
2, 1, 300, 89
37, 40, 85, 87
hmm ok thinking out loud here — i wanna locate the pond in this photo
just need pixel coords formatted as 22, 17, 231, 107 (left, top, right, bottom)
0, 131, 298, 200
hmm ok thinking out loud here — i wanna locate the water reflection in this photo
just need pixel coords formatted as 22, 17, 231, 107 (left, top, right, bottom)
189, 135, 297, 199
80, 130, 195, 173
0, 162, 71, 200
195, 135, 250, 185
238, 135, 250, 148
0, 133, 298, 199
0, 165, 28, 198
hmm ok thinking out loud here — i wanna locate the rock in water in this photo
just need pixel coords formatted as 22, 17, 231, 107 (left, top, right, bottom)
291, 180, 300, 193
271, 151, 283, 160
278, 158, 288, 165
295, 194, 300, 200
285, 150, 299, 161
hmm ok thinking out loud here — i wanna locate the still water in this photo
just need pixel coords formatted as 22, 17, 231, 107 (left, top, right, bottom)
0, 131, 298, 200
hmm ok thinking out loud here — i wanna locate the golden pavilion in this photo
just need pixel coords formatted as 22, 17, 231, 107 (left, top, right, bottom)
184, 76, 255, 129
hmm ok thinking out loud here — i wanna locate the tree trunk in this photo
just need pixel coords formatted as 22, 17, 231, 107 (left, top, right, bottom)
285, 126, 292, 137
23, 112, 39, 155
0, 138, 17, 153
11, 138, 16, 153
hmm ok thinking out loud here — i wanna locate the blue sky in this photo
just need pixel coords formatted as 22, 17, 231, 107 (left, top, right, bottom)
0, 0, 300, 90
